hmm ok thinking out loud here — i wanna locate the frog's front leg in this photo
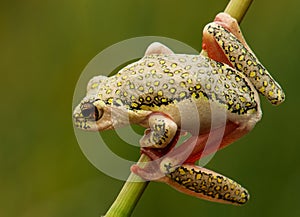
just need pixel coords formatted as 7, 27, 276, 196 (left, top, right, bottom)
140, 113, 178, 148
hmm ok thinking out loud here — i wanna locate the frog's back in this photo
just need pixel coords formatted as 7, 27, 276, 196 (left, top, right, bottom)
93, 54, 257, 114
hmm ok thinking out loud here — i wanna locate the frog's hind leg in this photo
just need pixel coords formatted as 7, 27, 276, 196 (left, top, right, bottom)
162, 119, 258, 164
203, 14, 285, 105
159, 163, 249, 205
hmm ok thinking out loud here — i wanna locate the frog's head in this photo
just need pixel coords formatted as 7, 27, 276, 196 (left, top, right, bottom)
73, 97, 114, 131
73, 75, 116, 131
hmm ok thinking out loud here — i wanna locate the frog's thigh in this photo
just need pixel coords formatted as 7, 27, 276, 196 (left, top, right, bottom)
160, 164, 249, 205
140, 113, 177, 149
166, 119, 259, 164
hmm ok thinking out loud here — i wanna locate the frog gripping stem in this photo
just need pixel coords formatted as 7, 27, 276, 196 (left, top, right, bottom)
204, 22, 285, 105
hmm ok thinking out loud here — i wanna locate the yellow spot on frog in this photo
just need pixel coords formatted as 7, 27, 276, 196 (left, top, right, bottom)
161, 98, 167, 103
148, 87, 154, 94
107, 98, 113, 104
178, 168, 185, 175
196, 174, 202, 180
179, 92, 187, 98
238, 55, 245, 61
239, 96, 246, 102
179, 58, 186, 63
180, 81, 186, 88
185, 65, 191, 70
147, 62, 155, 67
131, 102, 139, 108
138, 86, 144, 92
171, 63, 177, 68
215, 186, 221, 191
236, 63, 243, 71
182, 179, 192, 185
170, 88, 176, 94
195, 84, 201, 90
259, 68, 264, 75
268, 91, 274, 97
157, 90, 163, 96
115, 99, 123, 105
159, 60, 166, 65
154, 81, 160, 86
224, 193, 231, 199
91, 83, 98, 89
150, 69, 156, 74
181, 72, 189, 78
242, 86, 248, 92
259, 86, 265, 93
263, 80, 268, 87
249, 71, 256, 78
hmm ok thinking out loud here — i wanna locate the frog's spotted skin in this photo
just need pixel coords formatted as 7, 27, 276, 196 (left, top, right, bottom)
89, 54, 257, 116
205, 23, 285, 105
166, 165, 249, 205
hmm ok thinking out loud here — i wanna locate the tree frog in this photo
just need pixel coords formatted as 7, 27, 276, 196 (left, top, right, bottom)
73, 13, 285, 205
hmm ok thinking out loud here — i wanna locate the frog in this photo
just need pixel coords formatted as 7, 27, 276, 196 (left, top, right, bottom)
73, 12, 285, 205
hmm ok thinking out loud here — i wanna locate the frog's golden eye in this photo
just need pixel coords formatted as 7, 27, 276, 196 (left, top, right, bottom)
81, 102, 103, 121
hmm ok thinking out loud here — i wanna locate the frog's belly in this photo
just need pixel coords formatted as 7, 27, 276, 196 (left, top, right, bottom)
148, 98, 229, 134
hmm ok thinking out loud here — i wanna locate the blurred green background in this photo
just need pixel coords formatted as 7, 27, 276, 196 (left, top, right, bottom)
1, 0, 299, 216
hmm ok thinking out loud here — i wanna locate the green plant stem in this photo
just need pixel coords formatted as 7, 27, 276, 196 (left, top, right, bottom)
224, 0, 253, 24
103, 0, 254, 216
103, 154, 150, 217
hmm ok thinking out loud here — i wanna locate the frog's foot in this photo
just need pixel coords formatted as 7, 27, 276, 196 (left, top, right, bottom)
159, 163, 250, 205
131, 159, 165, 181
140, 113, 177, 149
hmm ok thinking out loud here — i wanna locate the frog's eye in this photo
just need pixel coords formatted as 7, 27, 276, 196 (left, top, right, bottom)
81, 102, 103, 121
